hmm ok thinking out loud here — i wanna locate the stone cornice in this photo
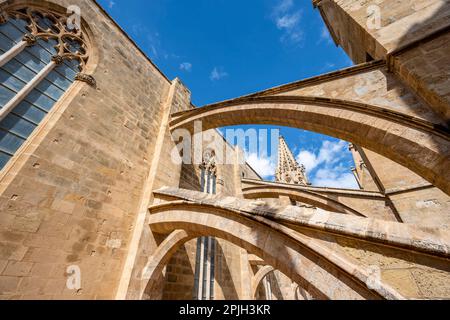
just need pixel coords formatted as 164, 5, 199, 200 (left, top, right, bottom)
91, 0, 170, 83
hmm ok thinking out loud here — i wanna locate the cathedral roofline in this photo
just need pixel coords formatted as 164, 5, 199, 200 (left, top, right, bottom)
172, 59, 384, 113
92, 0, 171, 84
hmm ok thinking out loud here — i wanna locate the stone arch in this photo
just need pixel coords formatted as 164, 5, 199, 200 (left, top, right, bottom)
242, 185, 367, 217
293, 283, 312, 300
142, 201, 405, 300
141, 229, 193, 300
170, 96, 450, 195
251, 265, 274, 299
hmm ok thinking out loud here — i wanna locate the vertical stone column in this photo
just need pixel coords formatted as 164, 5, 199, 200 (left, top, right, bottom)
197, 237, 206, 299
239, 249, 252, 299
233, 146, 245, 197
116, 78, 192, 299
263, 275, 272, 300
205, 237, 212, 300
216, 177, 224, 194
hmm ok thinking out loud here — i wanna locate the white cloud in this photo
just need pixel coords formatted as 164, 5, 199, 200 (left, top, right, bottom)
296, 140, 358, 189
296, 150, 318, 172
180, 62, 192, 72
320, 62, 336, 72
271, 0, 304, 45
317, 140, 347, 163
107, 0, 115, 9
273, 0, 294, 16
317, 25, 333, 45
130, 24, 161, 60
276, 12, 301, 29
313, 171, 358, 189
297, 140, 347, 169
245, 153, 276, 179
130, 25, 179, 62
210, 67, 228, 81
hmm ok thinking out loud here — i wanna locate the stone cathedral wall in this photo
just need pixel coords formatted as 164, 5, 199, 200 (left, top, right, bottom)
316, 0, 450, 119
0, 0, 448, 301
159, 126, 261, 300
0, 0, 260, 300
0, 0, 171, 299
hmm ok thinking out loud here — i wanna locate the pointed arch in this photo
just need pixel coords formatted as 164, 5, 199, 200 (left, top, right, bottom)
170, 96, 450, 195
143, 200, 405, 300
251, 265, 274, 299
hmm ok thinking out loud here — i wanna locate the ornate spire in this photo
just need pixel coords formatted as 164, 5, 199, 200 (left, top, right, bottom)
275, 136, 309, 185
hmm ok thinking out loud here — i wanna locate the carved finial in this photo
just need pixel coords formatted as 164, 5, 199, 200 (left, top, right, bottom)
51, 55, 64, 65
23, 33, 37, 46
75, 73, 96, 87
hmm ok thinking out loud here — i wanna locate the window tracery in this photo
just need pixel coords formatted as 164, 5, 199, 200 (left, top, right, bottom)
0, 5, 93, 169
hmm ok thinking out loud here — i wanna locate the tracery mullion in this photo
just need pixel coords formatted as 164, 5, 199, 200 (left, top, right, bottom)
3, 35, 75, 100
1, 13, 81, 78
24, 46, 78, 84
209, 238, 215, 300
2, 61, 67, 102
0, 59, 59, 106
204, 236, 212, 300
29, 37, 79, 74
0, 6, 91, 171
7, 44, 75, 91
2, 68, 59, 102
19, 38, 77, 82
197, 236, 206, 300
0, 40, 27, 68
0, 59, 57, 122
0, 18, 29, 67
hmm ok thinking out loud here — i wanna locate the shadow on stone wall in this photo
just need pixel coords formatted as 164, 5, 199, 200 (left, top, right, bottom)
161, 244, 195, 300
215, 241, 239, 300
269, 272, 284, 300
388, 1, 450, 128
179, 163, 202, 191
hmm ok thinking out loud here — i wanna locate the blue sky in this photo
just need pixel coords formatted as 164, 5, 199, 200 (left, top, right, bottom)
98, 0, 359, 189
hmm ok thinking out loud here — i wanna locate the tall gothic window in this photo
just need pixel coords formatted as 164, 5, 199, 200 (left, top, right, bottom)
0, 7, 93, 170
193, 150, 216, 300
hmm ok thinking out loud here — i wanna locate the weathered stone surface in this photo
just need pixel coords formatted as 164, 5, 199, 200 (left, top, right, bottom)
0, 0, 448, 301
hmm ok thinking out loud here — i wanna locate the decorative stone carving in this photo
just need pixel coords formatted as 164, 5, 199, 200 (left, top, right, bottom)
51, 55, 64, 65
22, 33, 37, 46
75, 73, 96, 87
200, 149, 216, 175
0, 10, 7, 24
3, 6, 90, 71
275, 136, 309, 185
